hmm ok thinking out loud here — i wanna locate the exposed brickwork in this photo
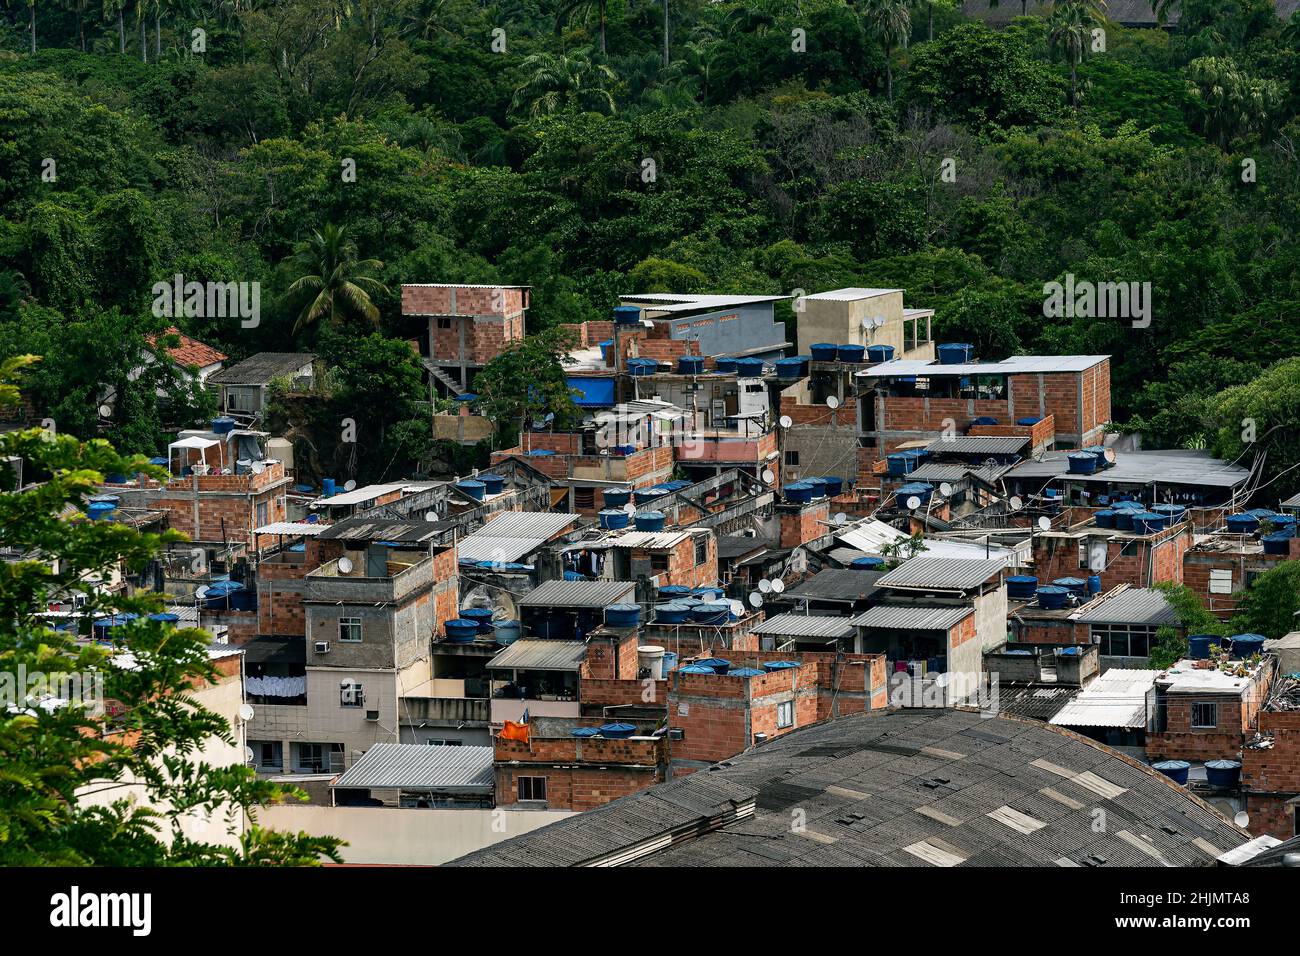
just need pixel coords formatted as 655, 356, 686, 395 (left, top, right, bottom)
1034, 523, 1190, 592
1242, 709, 1300, 839
155, 463, 290, 546
778, 500, 830, 549
494, 734, 666, 811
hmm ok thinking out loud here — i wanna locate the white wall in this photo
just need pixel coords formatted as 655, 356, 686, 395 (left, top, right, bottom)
252, 805, 575, 865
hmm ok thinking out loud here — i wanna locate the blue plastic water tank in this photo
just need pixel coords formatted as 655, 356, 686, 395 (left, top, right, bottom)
460, 608, 495, 633
1153, 760, 1190, 785
866, 344, 895, 364
820, 475, 844, 497
1068, 452, 1099, 475
1230, 634, 1266, 658
696, 658, 731, 675
1006, 575, 1039, 599
492, 620, 522, 645
1114, 510, 1137, 532
211, 416, 237, 434
627, 358, 658, 377
1016, 416, 1043, 426
634, 511, 666, 532
456, 479, 486, 502
937, 343, 974, 365
599, 509, 630, 530
322, 477, 336, 497
678, 355, 705, 375
1053, 577, 1088, 596
1036, 586, 1068, 610
810, 343, 839, 362
803, 477, 827, 499
1226, 513, 1259, 534
605, 603, 641, 628
735, 358, 765, 377
691, 603, 730, 625
775, 357, 806, 379
714, 357, 738, 374
837, 344, 866, 363
602, 488, 631, 509
1262, 532, 1292, 555
729, 667, 766, 678
614, 305, 642, 325
1204, 759, 1242, 788
1095, 510, 1116, 529
763, 661, 801, 672
655, 603, 692, 624
1187, 634, 1219, 659
851, 556, 885, 570
443, 620, 479, 644
1087, 574, 1102, 595
571, 726, 601, 737
599, 722, 638, 738
784, 481, 813, 504
680, 664, 716, 674
971, 416, 999, 426
658, 584, 691, 600
479, 473, 506, 495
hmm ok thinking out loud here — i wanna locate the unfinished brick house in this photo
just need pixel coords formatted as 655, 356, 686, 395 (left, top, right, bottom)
1242, 677, 1300, 840
1184, 534, 1300, 620
666, 649, 888, 777
154, 439, 292, 547
1032, 517, 1191, 593
401, 283, 530, 391
1147, 657, 1276, 764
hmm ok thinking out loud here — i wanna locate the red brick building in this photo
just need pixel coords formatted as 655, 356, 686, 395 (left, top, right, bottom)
1242, 679, 1300, 840
402, 283, 529, 389
1147, 657, 1276, 764
1184, 535, 1300, 620
1033, 519, 1191, 592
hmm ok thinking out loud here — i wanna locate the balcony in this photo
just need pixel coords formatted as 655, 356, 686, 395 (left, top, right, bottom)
305, 555, 433, 604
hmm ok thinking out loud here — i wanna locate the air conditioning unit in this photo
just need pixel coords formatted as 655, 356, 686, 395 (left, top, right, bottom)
365, 710, 380, 722
314, 641, 330, 654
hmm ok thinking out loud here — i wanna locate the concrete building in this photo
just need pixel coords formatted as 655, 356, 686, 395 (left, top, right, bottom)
796, 287, 935, 360
616, 293, 791, 363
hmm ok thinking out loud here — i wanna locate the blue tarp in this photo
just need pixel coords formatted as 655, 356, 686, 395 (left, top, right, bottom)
567, 377, 616, 408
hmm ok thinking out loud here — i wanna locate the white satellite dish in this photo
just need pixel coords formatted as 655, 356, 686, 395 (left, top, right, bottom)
424, 511, 438, 522
1234, 811, 1250, 828
834, 512, 847, 525
860, 317, 873, 331
338, 556, 354, 574
1037, 516, 1051, 531
938, 482, 953, 498
771, 578, 785, 594
344, 479, 357, 492
873, 316, 885, 328
762, 469, 775, 483
195, 585, 210, 601
826, 396, 840, 410
906, 495, 922, 511
749, 592, 764, 608
250, 461, 265, 475
238, 703, 255, 722
758, 579, 773, 593
779, 414, 793, 429
244, 746, 255, 764
1009, 495, 1024, 512
728, 599, 745, 618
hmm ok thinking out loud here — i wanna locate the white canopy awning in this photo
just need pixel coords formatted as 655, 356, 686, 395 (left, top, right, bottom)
169, 436, 219, 451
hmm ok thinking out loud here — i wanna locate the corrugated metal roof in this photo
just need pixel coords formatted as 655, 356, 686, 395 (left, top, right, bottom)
208, 352, 315, 385
486, 639, 588, 671
458, 537, 547, 562
517, 579, 636, 608
331, 743, 494, 791
253, 521, 328, 536
609, 530, 701, 549
475, 512, 579, 539
783, 568, 883, 602
1006, 450, 1251, 489
1076, 588, 1178, 627
875, 556, 1004, 591
315, 482, 409, 506
319, 517, 451, 543
1051, 670, 1160, 729
852, 605, 973, 630
751, 613, 857, 638
802, 287, 901, 300
925, 436, 1029, 456
907, 463, 1010, 484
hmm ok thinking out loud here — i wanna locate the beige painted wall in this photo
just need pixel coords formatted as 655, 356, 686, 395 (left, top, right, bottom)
252, 804, 575, 865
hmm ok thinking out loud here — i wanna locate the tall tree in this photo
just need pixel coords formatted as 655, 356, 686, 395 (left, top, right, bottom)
556, 0, 609, 55
104, 0, 126, 52
862, 0, 912, 101
1047, 0, 1107, 109
283, 224, 389, 336
510, 52, 618, 117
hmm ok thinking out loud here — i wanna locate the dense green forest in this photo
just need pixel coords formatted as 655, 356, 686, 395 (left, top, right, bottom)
1, 0, 1299, 495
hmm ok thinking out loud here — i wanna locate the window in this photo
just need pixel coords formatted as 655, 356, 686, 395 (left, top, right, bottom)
256, 501, 269, 526
339, 617, 362, 643
695, 537, 708, 566
1077, 541, 1088, 568
1093, 624, 1154, 658
785, 450, 799, 466
297, 743, 343, 773
436, 317, 452, 329
776, 700, 794, 729
650, 553, 669, 573
1209, 569, 1234, 595
340, 680, 364, 708
1191, 702, 1219, 730
425, 739, 464, 746
1118, 540, 1138, 557
574, 487, 595, 510
517, 776, 547, 801
257, 741, 282, 770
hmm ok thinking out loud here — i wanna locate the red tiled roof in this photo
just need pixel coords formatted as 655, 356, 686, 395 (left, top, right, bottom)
150, 327, 227, 369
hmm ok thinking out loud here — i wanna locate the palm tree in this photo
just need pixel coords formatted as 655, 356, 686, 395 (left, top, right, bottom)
1047, 0, 1107, 109
136, 0, 147, 61
862, 0, 911, 101
556, 0, 609, 56
510, 52, 618, 118
65, 0, 91, 50
9, 0, 38, 53
104, 0, 126, 52
283, 225, 389, 336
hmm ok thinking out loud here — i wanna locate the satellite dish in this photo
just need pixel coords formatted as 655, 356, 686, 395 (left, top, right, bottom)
245, 746, 255, 764
250, 461, 265, 475
424, 511, 438, 522
762, 469, 775, 483
238, 703, 255, 722
860, 317, 873, 331
195, 585, 210, 601
1037, 516, 1051, 531
779, 414, 793, 429
826, 396, 840, 410
873, 316, 885, 328
759, 579, 773, 593
338, 556, 354, 574
624, 503, 636, 515
938, 482, 953, 498
771, 578, 785, 594
834, 512, 847, 525
749, 592, 764, 608
906, 495, 922, 511
1009, 495, 1024, 512
1234, 811, 1250, 828
728, 599, 745, 618
344, 479, 357, 492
